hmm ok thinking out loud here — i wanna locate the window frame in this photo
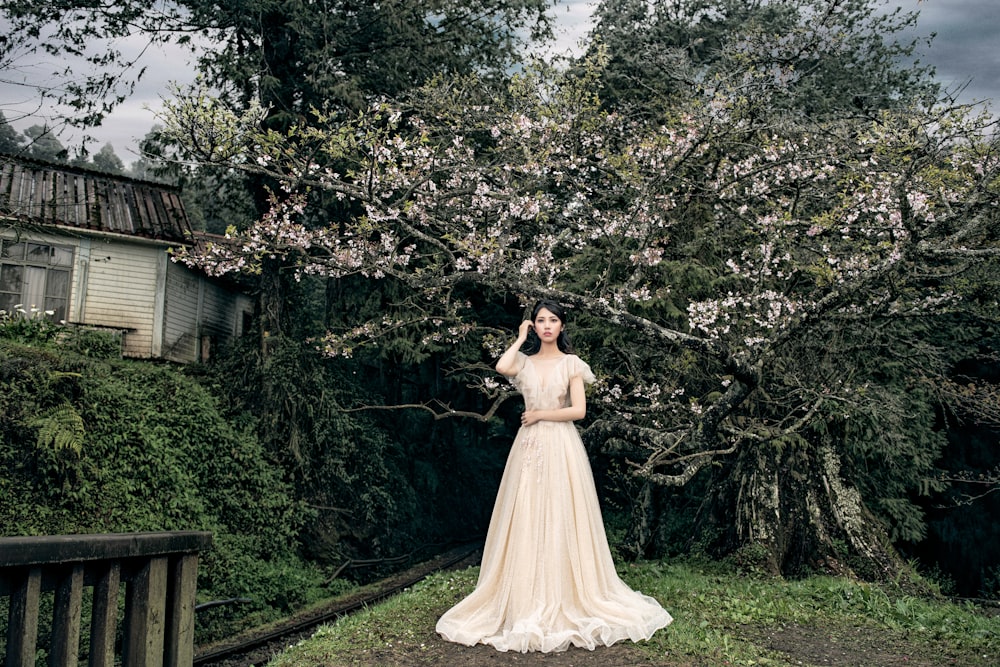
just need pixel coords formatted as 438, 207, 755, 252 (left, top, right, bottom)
0, 238, 74, 321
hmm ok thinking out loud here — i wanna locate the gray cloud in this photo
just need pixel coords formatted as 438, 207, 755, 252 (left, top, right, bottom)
897, 0, 1000, 105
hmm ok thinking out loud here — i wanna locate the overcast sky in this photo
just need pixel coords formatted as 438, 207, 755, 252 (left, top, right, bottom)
2, 0, 996, 165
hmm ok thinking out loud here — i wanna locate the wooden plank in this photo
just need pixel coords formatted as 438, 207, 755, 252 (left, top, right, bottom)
0, 159, 12, 205
168, 191, 188, 239
73, 173, 87, 226
9, 163, 26, 214
117, 183, 133, 233
86, 174, 99, 227
5, 162, 16, 209
102, 181, 117, 232
122, 184, 140, 235
148, 190, 166, 238
40, 168, 53, 221
59, 172, 77, 227
164, 553, 199, 667
101, 181, 122, 232
4, 567, 41, 667
30, 167, 43, 218
0, 532, 212, 567
49, 563, 85, 667
50, 169, 60, 222
96, 180, 112, 231
123, 556, 168, 667
140, 187, 160, 238
88, 561, 121, 667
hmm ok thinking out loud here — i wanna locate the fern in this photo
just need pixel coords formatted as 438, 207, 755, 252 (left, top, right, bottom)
31, 404, 85, 456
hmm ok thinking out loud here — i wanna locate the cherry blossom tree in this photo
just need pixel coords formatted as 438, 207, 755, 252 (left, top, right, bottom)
162, 38, 1000, 575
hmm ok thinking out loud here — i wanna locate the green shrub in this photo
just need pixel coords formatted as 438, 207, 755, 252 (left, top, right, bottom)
0, 306, 63, 344
0, 338, 321, 642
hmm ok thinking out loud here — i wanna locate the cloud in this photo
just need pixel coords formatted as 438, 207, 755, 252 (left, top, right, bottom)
1, 31, 197, 160
897, 0, 1000, 105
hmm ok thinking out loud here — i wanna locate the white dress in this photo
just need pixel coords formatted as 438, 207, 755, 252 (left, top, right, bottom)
436, 352, 673, 652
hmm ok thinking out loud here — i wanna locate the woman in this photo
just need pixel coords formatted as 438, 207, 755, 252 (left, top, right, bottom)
436, 300, 672, 653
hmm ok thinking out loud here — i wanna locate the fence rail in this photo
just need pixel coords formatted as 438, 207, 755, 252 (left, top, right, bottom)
0, 531, 213, 667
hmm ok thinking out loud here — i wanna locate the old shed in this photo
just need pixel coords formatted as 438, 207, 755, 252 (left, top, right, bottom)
0, 154, 252, 363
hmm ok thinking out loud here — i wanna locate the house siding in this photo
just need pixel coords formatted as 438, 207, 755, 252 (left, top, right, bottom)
162, 257, 253, 363
78, 237, 162, 357
162, 259, 201, 363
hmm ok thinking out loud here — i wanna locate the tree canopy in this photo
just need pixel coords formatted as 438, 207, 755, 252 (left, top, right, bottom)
0, 0, 555, 130
163, 0, 1000, 575
589, 0, 940, 115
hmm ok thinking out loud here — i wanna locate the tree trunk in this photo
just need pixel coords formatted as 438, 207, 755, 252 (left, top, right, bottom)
634, 441, 906, 580
721, 441, 903, 579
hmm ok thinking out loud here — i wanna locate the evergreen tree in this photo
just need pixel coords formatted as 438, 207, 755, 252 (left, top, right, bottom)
91, 142, 125, 174
0, 111, 25, 153
23, 125, 67, 162
0, 0, 553, 130
588, 0, 939, 116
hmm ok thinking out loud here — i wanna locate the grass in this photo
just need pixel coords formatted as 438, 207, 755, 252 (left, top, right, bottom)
266, 559, 999, 666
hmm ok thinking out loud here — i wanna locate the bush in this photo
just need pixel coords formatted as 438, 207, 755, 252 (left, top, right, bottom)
0, 337, 323, 642
0, 306, 63, 344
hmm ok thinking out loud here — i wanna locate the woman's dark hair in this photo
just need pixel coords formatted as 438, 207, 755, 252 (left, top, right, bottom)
523, 299, 574, 355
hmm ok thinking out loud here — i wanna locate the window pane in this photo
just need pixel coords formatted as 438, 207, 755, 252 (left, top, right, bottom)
23, 266, 46, 311
0, 293, 19, 314
26, 243, 48, 264
0, 264, 23, 293
45, 297, 67, 322
51, 246, 73, 267
1, 242, 26, 260
46, 269, 70, 299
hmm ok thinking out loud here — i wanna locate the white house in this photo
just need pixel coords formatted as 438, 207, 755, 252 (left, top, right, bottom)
0, 155, 253, 363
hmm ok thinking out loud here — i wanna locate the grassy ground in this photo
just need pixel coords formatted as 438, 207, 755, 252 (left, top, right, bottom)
264, 560, 998, 666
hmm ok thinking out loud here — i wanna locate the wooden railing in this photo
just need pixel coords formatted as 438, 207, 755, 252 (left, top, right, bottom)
0, 531, 213, 667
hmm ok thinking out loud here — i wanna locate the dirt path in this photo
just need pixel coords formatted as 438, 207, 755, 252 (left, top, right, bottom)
351, 634, 686, 666
342, 620, 972, 667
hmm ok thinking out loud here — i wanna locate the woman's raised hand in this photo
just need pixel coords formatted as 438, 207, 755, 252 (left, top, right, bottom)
518, 319, 533, 341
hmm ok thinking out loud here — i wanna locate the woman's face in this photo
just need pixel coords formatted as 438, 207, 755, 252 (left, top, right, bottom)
533, 307, 563, 344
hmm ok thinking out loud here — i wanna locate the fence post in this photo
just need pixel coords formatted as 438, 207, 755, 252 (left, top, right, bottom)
4, 568, 41, 667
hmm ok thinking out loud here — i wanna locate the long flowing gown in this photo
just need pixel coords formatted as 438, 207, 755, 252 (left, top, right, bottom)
436, 352, 673, 653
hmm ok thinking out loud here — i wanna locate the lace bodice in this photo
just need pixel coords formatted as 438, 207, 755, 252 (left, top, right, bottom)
511, 352, 596, 411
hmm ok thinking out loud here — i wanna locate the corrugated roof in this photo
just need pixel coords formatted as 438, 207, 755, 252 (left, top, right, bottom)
0, 154, 193, 244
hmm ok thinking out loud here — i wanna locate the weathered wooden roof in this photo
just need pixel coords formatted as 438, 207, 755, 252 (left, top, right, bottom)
0, 154, 193, 244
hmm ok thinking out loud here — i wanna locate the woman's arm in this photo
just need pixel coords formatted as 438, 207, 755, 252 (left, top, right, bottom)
496, 320, 532, 377
521, 374, 587, 426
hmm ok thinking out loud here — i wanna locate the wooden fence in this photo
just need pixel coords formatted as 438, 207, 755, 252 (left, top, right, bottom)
0, 531, 213, 667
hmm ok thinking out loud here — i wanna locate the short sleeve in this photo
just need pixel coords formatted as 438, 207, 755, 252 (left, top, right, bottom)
507, 351, 529, 389
568, 355, 596, 385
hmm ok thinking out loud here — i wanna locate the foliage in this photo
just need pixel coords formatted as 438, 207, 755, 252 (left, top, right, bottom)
0, 305, 63, 344
30, 403, 85, 456
589, 0, 940, 115
90, 142, 125, 174
0, 337, 328, 641
197, 321, 506, 565
267, 560, 1000, 667
21, 124, 68, 162
0, 111, 24, 153
0, 307, 125, 359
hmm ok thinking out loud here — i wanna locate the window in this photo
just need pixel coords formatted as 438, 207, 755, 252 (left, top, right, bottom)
0, 240, 73, 321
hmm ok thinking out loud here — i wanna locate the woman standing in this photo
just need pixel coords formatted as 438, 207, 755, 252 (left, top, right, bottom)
437, 300, 672, 653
